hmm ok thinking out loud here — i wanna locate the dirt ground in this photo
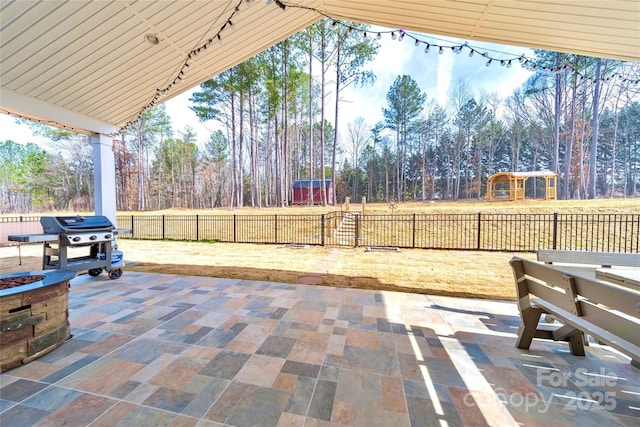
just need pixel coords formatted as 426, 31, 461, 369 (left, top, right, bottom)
0, 239, 536, 300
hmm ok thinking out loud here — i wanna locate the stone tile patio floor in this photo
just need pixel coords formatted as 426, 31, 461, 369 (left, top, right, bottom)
0, 271, 638, 426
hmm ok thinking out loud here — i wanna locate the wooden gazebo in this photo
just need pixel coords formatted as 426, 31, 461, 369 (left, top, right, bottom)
486, 171, 557, 201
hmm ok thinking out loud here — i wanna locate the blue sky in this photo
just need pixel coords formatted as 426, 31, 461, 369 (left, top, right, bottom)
1, 27, 533, 148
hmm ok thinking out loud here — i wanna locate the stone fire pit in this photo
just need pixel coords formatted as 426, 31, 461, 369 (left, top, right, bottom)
0, 269, 76, 372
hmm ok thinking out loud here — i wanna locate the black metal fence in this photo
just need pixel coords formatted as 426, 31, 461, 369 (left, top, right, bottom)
3, 213, 637, 252
109, 212, 640, 253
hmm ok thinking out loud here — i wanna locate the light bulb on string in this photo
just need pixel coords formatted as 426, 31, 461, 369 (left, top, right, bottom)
439, 46, 443, 54
376, 32, 381, 40
391, 32, 396, 40
468, 49, 474, 57
363, 32, 368, 39
486, 59, 492, 67
398, 30, 404, 41
414, 39, 420, 47
424, 43, 430, 53
506, 60, 512, 68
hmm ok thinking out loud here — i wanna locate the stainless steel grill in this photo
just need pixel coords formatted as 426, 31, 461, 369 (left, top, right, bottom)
8, 215, 124, 279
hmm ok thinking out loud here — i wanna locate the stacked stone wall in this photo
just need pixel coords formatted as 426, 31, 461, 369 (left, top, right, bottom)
0, 281, 70, 372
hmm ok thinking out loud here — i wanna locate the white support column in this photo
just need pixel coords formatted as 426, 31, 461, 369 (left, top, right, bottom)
91, 133, 117, 226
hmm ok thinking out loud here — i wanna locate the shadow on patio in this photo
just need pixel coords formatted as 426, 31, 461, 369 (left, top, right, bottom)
0, 271, 638, 426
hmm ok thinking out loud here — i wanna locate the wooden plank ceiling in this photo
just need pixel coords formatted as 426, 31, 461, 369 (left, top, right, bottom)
1, 0, 638, 135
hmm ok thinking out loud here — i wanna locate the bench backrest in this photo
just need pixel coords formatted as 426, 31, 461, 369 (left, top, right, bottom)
537, 250, 640, 268
510, 257, 640, 357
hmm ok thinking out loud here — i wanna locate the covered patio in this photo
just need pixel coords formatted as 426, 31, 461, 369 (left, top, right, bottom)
1, 271, 637, 426
2, 2, 640, 425
1, 0, 639, 225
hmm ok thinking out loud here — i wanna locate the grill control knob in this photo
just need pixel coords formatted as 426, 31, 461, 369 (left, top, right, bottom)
105, 234, 112, 239
72, 236, 81, 242
89, 235, 97, 240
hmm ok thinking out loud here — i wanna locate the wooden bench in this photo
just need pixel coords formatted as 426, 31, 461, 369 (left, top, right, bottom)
510, 257, 640, 367
537, 250, 640, 269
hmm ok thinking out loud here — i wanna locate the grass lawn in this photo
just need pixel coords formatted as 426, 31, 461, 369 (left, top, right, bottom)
0, 241, 535, 300
1, 198, 637, 300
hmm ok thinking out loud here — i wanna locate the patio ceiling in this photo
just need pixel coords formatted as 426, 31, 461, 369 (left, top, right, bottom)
1, 0, 639, 135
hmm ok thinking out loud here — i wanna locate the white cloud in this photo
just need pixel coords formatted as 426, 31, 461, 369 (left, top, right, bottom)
436, 51, 455, 106
164, 89, 219, 146
0, 115, 49, 146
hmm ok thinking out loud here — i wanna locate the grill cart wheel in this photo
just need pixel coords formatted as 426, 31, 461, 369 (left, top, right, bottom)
88, 268, 103, 277
108, 268, 123, 280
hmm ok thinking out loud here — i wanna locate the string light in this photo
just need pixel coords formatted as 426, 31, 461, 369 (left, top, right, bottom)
121, 0, 247, 132
120, 0, 640, 133
317, 16, 638, 86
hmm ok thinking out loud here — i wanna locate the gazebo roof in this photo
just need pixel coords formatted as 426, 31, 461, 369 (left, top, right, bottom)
489, 171, 557, 180
1, 0, 639, 136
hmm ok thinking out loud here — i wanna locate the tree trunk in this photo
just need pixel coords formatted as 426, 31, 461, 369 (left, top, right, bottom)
332, 39, 341, 206
238, 91, 244, 207
137, 123, 145, 210
230, 90, 237, 208
587, 58, 602, 199
308, 32, 315, 206
552, 53, 562, 174
319, 26, 327, 206
562, 73, 577, 199
282, 44, 289, 206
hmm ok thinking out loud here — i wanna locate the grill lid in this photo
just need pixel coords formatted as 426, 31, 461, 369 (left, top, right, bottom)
41, 216, 115, 234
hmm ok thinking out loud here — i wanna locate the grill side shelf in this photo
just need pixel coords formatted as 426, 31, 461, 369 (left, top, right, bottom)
8, 234, 59, 243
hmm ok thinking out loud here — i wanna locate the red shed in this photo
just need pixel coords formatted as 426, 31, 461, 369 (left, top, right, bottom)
292, 179, 333, 204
